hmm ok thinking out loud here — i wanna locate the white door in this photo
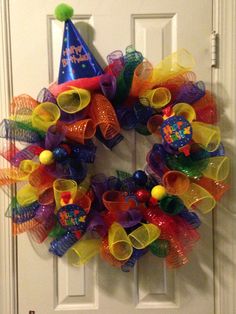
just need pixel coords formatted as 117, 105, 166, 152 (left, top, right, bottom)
8, 1, 213, 314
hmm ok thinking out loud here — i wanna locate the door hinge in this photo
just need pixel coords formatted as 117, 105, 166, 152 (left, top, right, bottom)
211, 31, 218, 67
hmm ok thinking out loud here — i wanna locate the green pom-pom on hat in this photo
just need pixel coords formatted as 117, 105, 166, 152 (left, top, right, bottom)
54, 3, 74, 22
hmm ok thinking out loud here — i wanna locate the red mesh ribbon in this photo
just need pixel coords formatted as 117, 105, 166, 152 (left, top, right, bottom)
143, 206, 200, 268
29, 165, 55, 190
193, 177, 230, 201
57, 119, 96, 144
48, 76, 102, 97
192, 90, 218, 124
89, 94, 120, 139
0, 142, 19, 162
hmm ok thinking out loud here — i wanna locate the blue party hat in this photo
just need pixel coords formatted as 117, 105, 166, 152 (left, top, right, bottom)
55, 4, 104, 84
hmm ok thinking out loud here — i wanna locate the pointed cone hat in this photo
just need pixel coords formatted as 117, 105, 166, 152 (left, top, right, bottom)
55, 3, 104, 84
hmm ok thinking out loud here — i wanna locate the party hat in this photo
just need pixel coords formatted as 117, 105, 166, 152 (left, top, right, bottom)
55, 4, 104, 84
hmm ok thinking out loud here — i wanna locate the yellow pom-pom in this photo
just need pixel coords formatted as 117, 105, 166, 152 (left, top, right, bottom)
151, 185, 167, 200
39, 150, 54, 165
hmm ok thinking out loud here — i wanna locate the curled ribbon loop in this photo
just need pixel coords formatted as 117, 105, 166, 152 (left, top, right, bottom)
37, 88, 57, 104
192, 122, 221, 152
90, 94, 120, 139
128, 223, 161, 249
68, 238, 101, 266
139, 87, 171, 109
100, 238, 125, 268
130, 60, 153, 97
108, 222, 133, 261
162, 170, 190, 196
103, 190, 132, 213
57, 87, 91, 113
32, 102, 61, 132
194, 176, 230, 201
57, 119, 96, 144
179, 183, 216, 214
152, 49, 195, 84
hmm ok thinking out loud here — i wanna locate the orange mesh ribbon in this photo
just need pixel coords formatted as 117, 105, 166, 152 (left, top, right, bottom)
12, 218, 39, 235
10, 94, 38, 125
129, 60, 153, 97
57, 119, 96, 144
100, 237, 126, 268
0, 168, 28, 186
89, 94, 120, 139
102, 191, 133, 213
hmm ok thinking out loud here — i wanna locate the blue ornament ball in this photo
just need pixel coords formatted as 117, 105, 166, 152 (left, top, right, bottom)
132, 170, 148, 186
53, 147, 69, 162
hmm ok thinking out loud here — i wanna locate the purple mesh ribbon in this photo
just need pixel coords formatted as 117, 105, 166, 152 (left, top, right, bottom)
107, 50, 124, 77
45, 125, 65, 150
100, 73, 117, 100
146, 144, 168, 178
96, 129, 124, 150
134, 102, 155, 124
120, 177, 137, 193
34, 204, 55, 222
117, 208, 142, 228
91, 174, 108, 211
72, 141, 97, 163
174, 81, 205, 104
49, 232, 78, 257
116, 106, 137, 130
107, 176, 122, 190
37, 88, 57, 104
0, 119, 41, 143
12, 201, 39, 224
67, 159, 88, 182
87, 212, 108, 237
10, 145, 40, 167
178, 210, 201, 229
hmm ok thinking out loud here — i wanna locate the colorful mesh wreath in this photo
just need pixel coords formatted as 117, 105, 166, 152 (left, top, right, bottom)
0, 4, 230, 270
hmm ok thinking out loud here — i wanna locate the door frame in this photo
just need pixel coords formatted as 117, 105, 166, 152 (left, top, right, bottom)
0, 0, 235, 313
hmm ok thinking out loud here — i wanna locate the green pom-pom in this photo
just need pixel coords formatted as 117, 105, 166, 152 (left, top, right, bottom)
54, 3, 74, 22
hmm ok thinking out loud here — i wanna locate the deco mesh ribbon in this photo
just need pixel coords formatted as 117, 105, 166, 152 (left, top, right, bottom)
0, 4, 230, 271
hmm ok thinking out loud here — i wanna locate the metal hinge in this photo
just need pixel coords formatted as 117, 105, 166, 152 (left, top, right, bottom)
211, 31, 218, 67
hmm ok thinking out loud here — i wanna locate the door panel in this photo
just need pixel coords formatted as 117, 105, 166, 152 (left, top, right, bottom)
9, 1, 213, 313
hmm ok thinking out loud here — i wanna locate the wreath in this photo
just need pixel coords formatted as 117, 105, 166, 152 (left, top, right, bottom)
0, 4, 230, 271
